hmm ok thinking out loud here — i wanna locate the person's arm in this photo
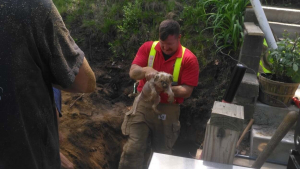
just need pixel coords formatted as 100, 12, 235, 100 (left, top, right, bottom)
60, 152, 74, 169
44, 3, 96, 93
129, 64, 158, 81
171, 49, 199, 99
53, 57, 96, 93
171, 85, 194, 98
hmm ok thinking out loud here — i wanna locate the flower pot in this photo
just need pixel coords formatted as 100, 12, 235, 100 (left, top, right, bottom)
258, 74, 300, 107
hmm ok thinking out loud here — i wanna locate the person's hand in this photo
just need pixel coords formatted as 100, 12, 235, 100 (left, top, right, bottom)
143, 67, 158, 81
60, 152, 75, 169
59, 131, 64, 144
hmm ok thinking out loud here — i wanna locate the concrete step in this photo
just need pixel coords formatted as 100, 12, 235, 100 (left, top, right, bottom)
236, 73, 259, 100
251, 102, 298, 165
263, 6, 300, 39
263, 6, 300, 24
233, 157, 286, 169
196, 149, 286, 169
254, 101, 299, 128
250, 124, 295, 165
269, 21, 300, 39
245, 7, 300, 39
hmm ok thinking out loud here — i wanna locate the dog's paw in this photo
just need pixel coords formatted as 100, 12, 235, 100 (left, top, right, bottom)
168, 97, 175, 103
167, 93, 175, 103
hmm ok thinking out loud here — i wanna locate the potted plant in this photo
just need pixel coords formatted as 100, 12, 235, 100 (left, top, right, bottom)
259, 32, 300, 107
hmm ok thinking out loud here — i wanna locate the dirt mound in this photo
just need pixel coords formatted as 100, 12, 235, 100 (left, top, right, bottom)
59, 101, 126, 169
59, 61, 134, 169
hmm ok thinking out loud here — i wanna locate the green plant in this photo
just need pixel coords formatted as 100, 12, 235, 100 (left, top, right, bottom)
53, 0, 215, 65
268, 32, 300, 83
200, 0, 249, 53
109, 0, 185, 60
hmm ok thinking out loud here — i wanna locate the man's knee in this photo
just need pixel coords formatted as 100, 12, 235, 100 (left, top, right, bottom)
123, 123, 150, 156
128, 122, 149, 140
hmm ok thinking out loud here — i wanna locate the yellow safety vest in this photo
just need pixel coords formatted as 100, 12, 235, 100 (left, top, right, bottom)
259, 60, 271, 73
148, 41, 186, 84
258, 39, 272, 76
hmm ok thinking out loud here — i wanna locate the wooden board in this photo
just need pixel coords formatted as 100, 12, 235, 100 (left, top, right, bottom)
210, 101, 244, 131
211, 101, 244, 119
202, 101, 244, 164
202, 120, 240, 164
244, 22, 264, 36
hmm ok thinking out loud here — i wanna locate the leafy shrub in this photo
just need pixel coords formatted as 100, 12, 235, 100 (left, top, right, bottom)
268, 32, 300, 83
52, 0, 227, 67
110, 0, 180, 59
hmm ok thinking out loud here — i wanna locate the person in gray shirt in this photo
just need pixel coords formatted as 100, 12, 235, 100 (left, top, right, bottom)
0, 0, 96, 168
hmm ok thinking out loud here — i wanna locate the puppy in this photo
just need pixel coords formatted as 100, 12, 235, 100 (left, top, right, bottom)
131, 72, 174, 115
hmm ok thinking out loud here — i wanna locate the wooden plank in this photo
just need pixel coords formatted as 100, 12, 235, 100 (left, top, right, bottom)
210, 101, 244, 131
202, 102, 244, 164
244, 22, 264, 36
202, 120, 240, 164
211, 101, 244, 119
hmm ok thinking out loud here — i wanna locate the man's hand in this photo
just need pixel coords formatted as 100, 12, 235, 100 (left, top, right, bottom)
129, 64, 158, 81
144, 67, 158, 81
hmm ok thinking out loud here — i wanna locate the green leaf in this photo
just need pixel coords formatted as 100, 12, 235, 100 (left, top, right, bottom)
292, 70, 300, 83
293, 63, 298, 72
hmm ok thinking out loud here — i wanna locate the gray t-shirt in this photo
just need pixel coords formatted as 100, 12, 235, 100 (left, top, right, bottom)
0, 0, 84, 168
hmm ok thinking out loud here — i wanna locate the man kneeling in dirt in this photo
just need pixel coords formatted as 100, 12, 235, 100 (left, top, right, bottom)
119, 19, 200, 169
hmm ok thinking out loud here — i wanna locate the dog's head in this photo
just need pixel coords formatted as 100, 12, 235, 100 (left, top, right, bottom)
154, 72, 173, 89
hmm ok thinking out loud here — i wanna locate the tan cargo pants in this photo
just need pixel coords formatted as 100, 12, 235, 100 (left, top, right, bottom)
118, 100, 180, 169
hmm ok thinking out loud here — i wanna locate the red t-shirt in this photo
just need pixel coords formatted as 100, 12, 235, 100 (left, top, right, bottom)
132, 41, 200, 104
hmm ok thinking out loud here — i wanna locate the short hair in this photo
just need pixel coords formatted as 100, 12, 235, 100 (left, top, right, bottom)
159, 20, 180, 41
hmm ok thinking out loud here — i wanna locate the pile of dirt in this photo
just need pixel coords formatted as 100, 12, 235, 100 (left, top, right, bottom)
59, 61, 133, 169
59, 52, 237, 168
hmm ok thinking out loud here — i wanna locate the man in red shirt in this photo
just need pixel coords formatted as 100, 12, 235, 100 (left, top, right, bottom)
119, 19, 199, 169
